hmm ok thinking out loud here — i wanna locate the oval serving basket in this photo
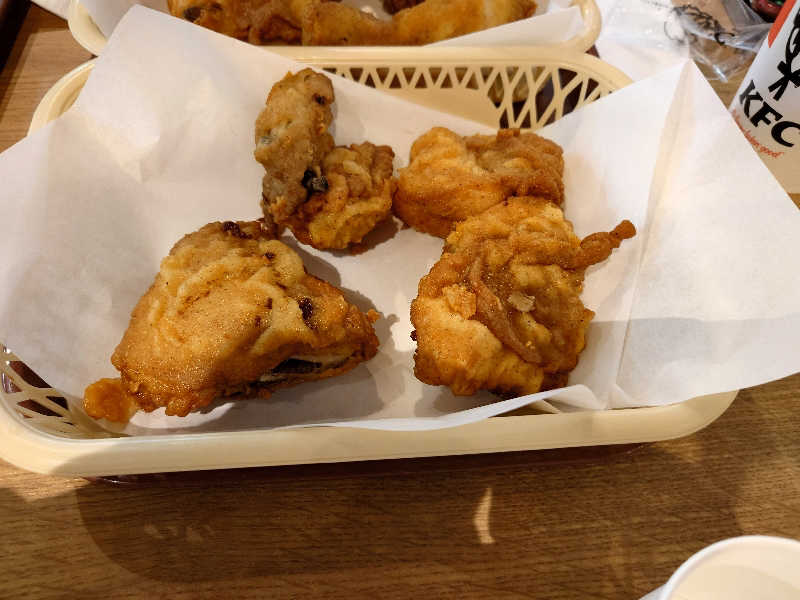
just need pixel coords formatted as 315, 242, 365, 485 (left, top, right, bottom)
3, 49, 738, 477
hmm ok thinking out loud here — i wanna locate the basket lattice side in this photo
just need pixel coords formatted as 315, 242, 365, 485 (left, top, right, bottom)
0, 346, 114, 438
320, 63, 614, 130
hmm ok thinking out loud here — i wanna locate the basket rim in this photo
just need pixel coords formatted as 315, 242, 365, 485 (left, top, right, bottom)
0, 385, 737, 476
28, 50, 632, 136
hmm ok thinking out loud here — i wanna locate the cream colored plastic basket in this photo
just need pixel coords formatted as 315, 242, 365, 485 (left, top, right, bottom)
3, 50, 738, 477
32, 48, 631, 133
68, 0, 603, 56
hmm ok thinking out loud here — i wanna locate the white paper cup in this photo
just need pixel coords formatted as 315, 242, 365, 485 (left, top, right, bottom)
729, 0, 800, 192
642, 535, 800, 600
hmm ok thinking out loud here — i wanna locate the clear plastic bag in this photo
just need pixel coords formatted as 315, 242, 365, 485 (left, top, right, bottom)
668, 0, 771, 79
604, 0, 771, 81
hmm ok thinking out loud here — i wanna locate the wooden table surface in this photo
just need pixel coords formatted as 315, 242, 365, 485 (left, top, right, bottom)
1, 5, 799, 599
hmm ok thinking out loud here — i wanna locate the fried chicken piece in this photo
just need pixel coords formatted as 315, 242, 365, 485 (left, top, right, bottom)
394, 127, 564, 237
302, 0, 537, 45
83, 221, 380, 421
167, 0, 334, 44
255, 69, 395, 250
282, 143, 396, 250
410, 197, 635, 397
255, 68, 335, 224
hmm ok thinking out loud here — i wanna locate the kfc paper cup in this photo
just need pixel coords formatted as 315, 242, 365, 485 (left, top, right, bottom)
641, 535, 800, 600
729, 0, 800, 193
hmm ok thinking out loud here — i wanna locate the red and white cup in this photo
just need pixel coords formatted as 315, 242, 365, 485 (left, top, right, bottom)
730, 0, 800, 193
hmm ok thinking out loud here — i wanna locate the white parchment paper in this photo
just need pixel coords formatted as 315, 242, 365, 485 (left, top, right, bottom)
1, 8, 799, 435
79, 0, 583, 47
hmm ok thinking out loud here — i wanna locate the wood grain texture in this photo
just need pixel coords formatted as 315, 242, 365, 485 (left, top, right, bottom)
0, 6, 91, 153
1, 375, 799, 599
0, 9, 799, 600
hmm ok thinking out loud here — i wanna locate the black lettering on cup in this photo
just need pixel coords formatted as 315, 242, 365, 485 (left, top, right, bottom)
739, 80, 762, 118
772, 120, 800, 146
767, 11, 800, 101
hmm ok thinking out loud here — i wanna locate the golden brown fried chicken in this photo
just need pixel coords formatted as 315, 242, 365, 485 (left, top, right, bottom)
255, 68, 335, 225
282, 142, 396, 250
302, 0, 537, 45
394, 127, 564, 238
168, 0, 333, 44
83, 221, 379, 422
255, 70, 395, 250
410, 197, 635, 397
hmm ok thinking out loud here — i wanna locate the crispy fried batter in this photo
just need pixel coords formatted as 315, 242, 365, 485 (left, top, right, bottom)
394, 127, 564, 237
410, 197, 635, 397
255, 70, 395, 249
255, 68, 335, 225
168, 0, 535, 45
167, 0, 333, 44
83, 221, 379, 421
302, 0, 537, 45
283, 142, 396, 250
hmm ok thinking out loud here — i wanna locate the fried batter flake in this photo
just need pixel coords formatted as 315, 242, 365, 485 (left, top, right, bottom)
83, 221, 379, 421
394, 127, 564, 237
410, 197, 635, 397
255, 70, 395, 249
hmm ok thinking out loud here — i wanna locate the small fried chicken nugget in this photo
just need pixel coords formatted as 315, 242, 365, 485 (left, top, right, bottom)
83, 221, 379, 422
255, 70, 395, 249
284, 142, 396, 250
410, 197, 635, 397
394, 127, 564, 237
255, 68, 335, 224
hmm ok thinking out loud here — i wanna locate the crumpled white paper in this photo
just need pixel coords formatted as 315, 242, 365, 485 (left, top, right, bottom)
1, 7, 798, 436
79, 0, 583, 47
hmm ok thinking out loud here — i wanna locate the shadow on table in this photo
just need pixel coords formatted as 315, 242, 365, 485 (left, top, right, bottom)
3, 376, 800, 598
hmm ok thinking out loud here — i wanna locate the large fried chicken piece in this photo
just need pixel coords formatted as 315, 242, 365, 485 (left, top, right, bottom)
410, 197, 635, 397
255, 69, 395, 250
394, 127, 564, 238
168, 0, 332, 44
83, 221, 379, 422
302, 0, 537, 45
